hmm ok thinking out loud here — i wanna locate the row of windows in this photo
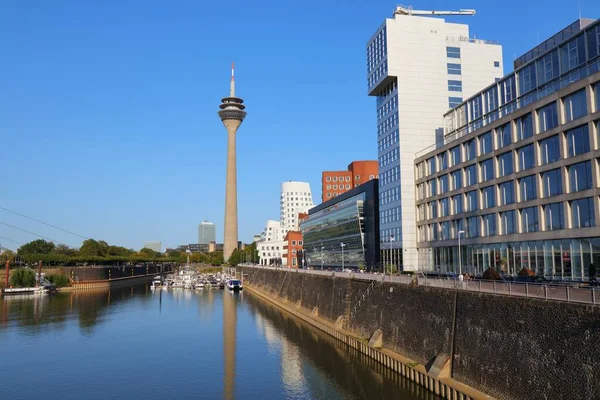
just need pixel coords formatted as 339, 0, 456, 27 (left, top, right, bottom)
380, 206, 400, 225
448, 80, 463, 92
326, 192, 348, 199
325, 184, 351, 190
379, 148, 399, 168
378, 129, 399, 152
417, 122, 598, 200
448, 63, 462, 75
325, 176, 351, 182
379, 166, 399, 187
417, 159, 594, 210
377, 95, 398, 121
419, 92, 597, 179
418, 197, 596, 242
378, 112, 398, 137
444, 24, 600, 134
380, 186, 400, 205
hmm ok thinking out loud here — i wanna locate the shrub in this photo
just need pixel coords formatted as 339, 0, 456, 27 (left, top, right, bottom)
47, 273, 70, 287
10, 268, 36, 288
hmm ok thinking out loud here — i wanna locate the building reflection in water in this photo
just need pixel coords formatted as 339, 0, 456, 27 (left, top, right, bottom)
222, 290, 238, 400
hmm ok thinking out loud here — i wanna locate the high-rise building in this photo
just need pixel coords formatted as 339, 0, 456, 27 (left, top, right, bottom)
198, 221, 216, 245
321, 160, 378, 201
218, 63, 247, 262
367, 7, 503, 270
280, 182, 314, 233
143, 241, 161, 252
256, 220, 284, 266
414, 18, 600, 280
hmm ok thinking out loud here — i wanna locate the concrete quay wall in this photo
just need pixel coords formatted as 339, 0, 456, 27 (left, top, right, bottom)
240, 267, 600, 400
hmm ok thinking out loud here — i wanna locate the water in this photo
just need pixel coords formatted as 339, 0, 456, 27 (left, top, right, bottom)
0, 285, 437, 400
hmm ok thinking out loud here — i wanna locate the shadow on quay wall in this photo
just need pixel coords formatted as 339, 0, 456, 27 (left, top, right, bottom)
244, 291, 439, 400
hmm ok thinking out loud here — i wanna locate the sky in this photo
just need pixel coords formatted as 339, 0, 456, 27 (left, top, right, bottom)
1, 0, 599, 251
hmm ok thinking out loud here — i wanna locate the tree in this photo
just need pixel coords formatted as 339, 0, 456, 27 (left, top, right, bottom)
54, 244, 79, 256
10, 268, 36, 287
79, 239, 108, 257
208, 251, 224, 266
107, 246, 134, 257
228, 249, 242, 266
18, 239, 55, 255
0, 250, 15, 263
138, 247, 161, 258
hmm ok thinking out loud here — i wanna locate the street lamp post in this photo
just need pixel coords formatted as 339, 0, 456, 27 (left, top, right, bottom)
390, 235, 395, 274
458, 230, 465, 276
341, 242, 347, 270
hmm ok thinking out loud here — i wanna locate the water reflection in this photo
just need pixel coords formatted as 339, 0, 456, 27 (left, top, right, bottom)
0, 286, 437, 400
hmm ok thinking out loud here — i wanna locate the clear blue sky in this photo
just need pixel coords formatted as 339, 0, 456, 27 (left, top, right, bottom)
1, 0, 599, 251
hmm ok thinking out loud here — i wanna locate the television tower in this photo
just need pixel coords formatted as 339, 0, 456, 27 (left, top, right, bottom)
218, 63, 247, 261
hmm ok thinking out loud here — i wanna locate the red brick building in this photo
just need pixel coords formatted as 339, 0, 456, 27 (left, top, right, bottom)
283, 231, 303, 268
321, 160, 378, 202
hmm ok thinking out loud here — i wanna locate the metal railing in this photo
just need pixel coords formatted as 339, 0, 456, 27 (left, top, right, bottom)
240, 264, 599, 305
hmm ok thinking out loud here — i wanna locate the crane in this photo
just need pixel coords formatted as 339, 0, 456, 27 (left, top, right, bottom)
393, 5, 476, 16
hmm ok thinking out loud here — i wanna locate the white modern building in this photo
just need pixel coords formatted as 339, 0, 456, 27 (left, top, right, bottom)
280, 181, 314, 234
198, 221, 216, 245
257, 220, 284, 265
367, 6, 504, 270
143, 241, 161, 252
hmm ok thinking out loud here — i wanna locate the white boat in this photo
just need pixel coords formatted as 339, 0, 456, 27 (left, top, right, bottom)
172, 281, 184, 289
150, 276, 162, 289
194, 283, 205, 290
226, 279, 243, 291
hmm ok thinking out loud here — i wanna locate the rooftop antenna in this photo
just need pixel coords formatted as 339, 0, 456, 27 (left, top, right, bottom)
230, 62, 235, 97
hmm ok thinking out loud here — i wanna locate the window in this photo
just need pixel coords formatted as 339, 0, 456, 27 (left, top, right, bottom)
544, 203, 564, 231
498, 151, 514, 176
542, 168, 563, 198
326, 176, 331, 182
428, 179, 437, 197
450, 146, 461, 166
568, 161, 593, 192
333, 177, 337, 182
346, 176, 350, 182
447, 63, 462, 75
369, 175, 375, 179
356, 175, 361, 180
494, 61, 500, 67
571, 197, 595, 228
464, 139, 476, 161
496, 123, 512, 149
540, 135, 560, 164
426, 157, 436, 175
536, 50, 559, 85
467, 216, 479, 238
480, 159, 494, 182
481, 186, 495, 209
299, 240, 303, 245
291, 240, 297, 246
560, 35, 585, 73
479, 131, 492, 155
518, 63, 537, 95
519, 175, 537, 202
439, 175, 449, 194
451, 170, 462, 190
483, 214, 497, 236
566, 125, 590, 157
333, 184, 338, 189
447, 46, 461, 58
448, 80, 462, 92
465, 165, 477, 187
564, 89, 587, 122
517, 144, 535, 171
440, 198, 449, 217
499, 181, 515, 206
452, 194, 463, 215
500, 210, 516, 235
429, 201, 438, 218
516, 113, 533, 140
438, 152, 448, 170
326, 185, 331, 189
345, 184, 350, 189
449, 96, 463, 108
521, 207, 539, 233
466, 190, 478, 212
538, 102, 558, 132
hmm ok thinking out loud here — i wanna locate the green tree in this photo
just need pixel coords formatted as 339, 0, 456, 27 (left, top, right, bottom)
138, 247, 161, 258
10, 268, 36, 287
47, 273, 70, 287
18, 239, 55, 255
244, 242, 259, 264
228, 249, 242, 266
208, 251, 224, 266
0, 250, 16, 263
54, 244, 79, 256
79, 239, 108, 257
107, 246, 134, 257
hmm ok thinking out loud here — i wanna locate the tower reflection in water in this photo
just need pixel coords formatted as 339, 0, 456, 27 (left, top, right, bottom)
222, 290, 238, 400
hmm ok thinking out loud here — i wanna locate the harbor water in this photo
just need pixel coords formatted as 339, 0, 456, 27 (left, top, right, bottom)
0, 285, 437, 399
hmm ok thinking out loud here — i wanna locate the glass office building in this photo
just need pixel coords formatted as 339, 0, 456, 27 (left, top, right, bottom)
300, 180, 380, 270
414, 19, 600, 281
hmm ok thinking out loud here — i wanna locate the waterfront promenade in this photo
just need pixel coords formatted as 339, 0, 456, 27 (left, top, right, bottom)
240, 264, 600, 305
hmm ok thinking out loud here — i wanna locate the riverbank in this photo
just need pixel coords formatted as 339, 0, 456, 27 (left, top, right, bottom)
244, 283, 491, 400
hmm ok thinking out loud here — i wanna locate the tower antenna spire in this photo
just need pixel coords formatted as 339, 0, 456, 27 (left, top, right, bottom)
230, 62, 235, 97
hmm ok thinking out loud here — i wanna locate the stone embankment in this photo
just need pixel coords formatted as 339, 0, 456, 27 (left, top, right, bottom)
240, 267, 600, 400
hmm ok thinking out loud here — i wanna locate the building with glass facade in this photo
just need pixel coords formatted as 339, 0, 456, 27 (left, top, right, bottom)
367, 9, 503, 271
198, 221, 216, 245
414, 19, 600, 281
300, 180, 380, 270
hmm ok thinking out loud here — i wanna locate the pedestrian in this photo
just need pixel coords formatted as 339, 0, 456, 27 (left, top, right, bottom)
589, 263, 597, 285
